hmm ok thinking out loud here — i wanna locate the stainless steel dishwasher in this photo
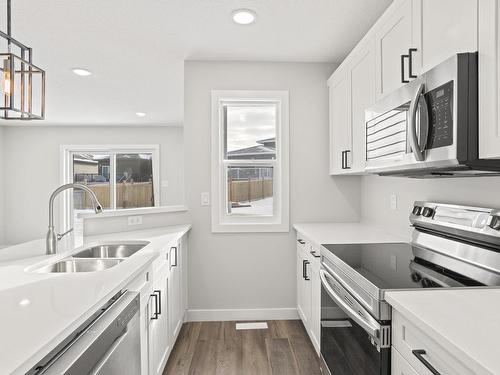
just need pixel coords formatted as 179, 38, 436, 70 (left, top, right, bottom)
29, 291, 141, 375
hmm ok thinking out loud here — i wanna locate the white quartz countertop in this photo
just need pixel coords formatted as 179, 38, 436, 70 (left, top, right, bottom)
386, 288, 500, 375
0, 225, 191, 375
293, 222, 407, 245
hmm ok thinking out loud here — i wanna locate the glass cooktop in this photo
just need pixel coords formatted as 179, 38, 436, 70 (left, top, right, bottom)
321, 242, 482, 290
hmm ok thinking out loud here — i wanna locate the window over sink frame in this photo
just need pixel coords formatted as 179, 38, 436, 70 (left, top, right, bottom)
60, 144, 160, 238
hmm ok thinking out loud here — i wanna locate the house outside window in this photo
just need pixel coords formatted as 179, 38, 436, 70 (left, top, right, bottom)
61, 145, 160, 237
211, 90, 289, 232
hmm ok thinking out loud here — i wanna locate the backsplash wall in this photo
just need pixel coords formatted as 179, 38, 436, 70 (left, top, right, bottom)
361, 175, 500, 236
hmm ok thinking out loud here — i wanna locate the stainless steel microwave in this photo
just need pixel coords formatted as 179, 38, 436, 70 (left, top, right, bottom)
365, 52, 500, 178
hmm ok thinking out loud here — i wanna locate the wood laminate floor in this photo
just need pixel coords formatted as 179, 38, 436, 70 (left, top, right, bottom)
163, 320, 322, 375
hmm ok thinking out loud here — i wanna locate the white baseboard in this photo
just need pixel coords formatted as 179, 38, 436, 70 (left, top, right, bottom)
186, 307, 299, 322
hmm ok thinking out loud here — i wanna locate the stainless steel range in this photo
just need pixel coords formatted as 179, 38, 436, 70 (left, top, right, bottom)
319, 201, 500, 375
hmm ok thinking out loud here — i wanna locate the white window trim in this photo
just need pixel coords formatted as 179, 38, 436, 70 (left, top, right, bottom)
60, 144, 160, 231
211, 90, 290, 233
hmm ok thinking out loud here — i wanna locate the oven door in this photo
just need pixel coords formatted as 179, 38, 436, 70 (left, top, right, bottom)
319, 269, 390, 375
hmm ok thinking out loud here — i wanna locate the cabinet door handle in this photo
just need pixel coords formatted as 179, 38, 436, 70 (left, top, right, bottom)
401, 54, 410, 83
412, 350, 441, 375
310, 250, 320, 258
344, 150, 351, 169
297, 239, 305, 245
302, 259, 307, 279
170, 246, 178, 268
408, 48, 418, 78
304, 260, 311, 281
150, 292, 159, 320
155, 290, 162, 315
341, 150, 345, 169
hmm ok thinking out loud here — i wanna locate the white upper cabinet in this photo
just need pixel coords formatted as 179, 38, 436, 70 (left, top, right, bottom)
349, 39, 376, 173
375, 0, 416, 99
328, 68, 351, 174
479, 0, 500, 159
416, 0, 477, 73
328, 0, 484, 174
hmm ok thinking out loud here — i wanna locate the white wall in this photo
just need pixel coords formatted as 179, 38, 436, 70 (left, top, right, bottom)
184, 61, 360, 315
0, 126, 4, 246
361, 175, 500, 236
2, 125, 184, 245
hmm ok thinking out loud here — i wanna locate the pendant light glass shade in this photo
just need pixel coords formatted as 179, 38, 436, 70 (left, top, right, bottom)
0, 0, 46, 120
0, 53, 45, 119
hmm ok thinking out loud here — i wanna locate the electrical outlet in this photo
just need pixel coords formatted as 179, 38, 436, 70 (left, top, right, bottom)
390, 254, 397, 271
201, 192, 210, 206
390, 194, 398, 211
128, 215, 143, 226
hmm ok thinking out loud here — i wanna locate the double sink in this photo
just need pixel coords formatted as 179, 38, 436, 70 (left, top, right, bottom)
34, 242, 150, 274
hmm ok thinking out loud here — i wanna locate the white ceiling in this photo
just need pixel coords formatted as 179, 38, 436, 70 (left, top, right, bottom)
0, 0, 392, 126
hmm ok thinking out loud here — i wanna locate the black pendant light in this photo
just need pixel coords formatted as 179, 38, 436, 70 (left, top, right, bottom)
0, 0, 45, 120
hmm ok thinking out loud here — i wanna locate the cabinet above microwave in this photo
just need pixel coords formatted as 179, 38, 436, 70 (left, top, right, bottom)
327, 0, 500, 178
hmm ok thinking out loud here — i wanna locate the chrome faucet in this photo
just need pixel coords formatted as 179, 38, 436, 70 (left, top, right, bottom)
46, 183, 103, 255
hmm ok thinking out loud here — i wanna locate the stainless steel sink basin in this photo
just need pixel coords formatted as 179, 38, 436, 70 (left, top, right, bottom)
72, 242, 149, 259
35, 258, 124, 273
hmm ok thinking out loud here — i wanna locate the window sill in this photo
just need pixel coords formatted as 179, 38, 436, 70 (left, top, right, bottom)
77, 205, 189, 219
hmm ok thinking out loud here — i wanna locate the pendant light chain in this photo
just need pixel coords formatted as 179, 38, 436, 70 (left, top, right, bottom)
7, 0, 11, 51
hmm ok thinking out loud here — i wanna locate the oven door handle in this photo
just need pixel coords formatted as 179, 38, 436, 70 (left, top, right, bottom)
319, 269, 380, 339
409, 83, 426, 162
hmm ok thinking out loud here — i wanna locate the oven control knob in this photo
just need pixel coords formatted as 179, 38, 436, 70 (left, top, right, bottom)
411, 272, 422, 283
412, 206, 422, 216
422, 207, 434, 218
489, 216, 500, 230
421, 278, 434, 288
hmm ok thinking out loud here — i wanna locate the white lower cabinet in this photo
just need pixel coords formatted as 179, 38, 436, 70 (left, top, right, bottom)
296, 241, 311, 326
296, 234, 321, 355
308, 246, 321, 354
127, 233, 188, 375
392, 347, 419, 375
149, 261, 170, 375
391, 309, 476, 375
168, 243, 183, 344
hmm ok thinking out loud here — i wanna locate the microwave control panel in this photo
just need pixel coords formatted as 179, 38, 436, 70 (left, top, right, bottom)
425, 80, 454, 150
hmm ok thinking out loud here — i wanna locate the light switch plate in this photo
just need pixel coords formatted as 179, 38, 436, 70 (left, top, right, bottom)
201, 192, 210, 206
390, 194, 398, 210
128, 215, 143, 226
161, 180, 169, 188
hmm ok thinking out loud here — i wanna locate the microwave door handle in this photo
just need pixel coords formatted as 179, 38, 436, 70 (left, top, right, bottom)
409, 83, 426, 161
319, 270, 380, 339
418, 93, 429, 153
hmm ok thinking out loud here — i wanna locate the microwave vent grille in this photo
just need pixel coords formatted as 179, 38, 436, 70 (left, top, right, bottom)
366, 108, 408, 161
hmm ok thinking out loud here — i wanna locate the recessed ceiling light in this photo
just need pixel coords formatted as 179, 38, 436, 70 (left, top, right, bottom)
232, 9, 256, 25
72, 68, 92, 76
136, 112, 147, 117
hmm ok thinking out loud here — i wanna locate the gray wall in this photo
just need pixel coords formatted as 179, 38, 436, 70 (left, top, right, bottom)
361, 175, 500, 236
184, 61, 360, 312
0, 126, 4, 246
2, 125, 184, 245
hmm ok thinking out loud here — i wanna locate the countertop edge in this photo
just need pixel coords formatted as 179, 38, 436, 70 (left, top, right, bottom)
385, 291, 495, 375
13, 253, 158, 375
6, 224, 192, 375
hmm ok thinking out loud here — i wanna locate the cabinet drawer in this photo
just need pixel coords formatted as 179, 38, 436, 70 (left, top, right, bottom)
392, 347, 419, 375
392, 310, 475, 375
